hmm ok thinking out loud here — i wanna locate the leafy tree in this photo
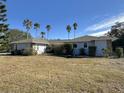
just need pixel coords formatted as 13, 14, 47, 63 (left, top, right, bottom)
34, 23, 40, 38
23, 19, 32, 39
0, 0, 9, 52
73, 22, 78, 39
5, 29, 32, 52
46, 25, 51, 40
41, 32, 45, 39
108, 22, 124, 38
108, 22, 124, 51
66, 25, 71, 40
7, 29, 32, 42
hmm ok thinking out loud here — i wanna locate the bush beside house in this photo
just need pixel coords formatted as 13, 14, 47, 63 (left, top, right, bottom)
116, 47, 123, 58
24, 48, 37, 56
11, 48, 37, 56
11, 50, 23, 55
53, 45, 64, 55
102, 48, 112, 58
46, 45, 54, 53
63, 44, 73, 55
46, 43, 73, 56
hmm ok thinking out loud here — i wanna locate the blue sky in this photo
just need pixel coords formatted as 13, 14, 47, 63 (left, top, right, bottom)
6, 0, 124, 39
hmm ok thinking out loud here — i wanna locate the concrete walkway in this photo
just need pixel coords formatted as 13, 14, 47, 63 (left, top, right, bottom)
0, 53, 11, 56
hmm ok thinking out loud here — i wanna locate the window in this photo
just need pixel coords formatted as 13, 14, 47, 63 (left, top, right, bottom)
84, 43, 87, 48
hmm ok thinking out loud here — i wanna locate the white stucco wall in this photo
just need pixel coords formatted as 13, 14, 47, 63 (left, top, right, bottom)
74, 42, 92, 55
32, 44, 47, 54
73, 40, 108, 56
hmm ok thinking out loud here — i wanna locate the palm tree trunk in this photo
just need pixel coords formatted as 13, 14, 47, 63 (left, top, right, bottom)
35, 30, 37, 38
47, 31, 49, 40
68, 32, 69, 40
74, 30, 75, 40
41, 34, 44, 39
36, 29, 38, 38
27, 29, 29, 40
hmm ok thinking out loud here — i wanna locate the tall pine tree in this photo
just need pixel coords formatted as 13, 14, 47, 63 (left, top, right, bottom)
0, 0, 9, 52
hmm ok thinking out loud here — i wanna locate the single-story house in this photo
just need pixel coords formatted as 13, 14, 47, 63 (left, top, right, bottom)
49, 36, 112, 56
11, 36, 112, 56
11, 39, 49, 55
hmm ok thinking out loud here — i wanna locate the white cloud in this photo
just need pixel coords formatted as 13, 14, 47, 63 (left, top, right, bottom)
89, 30, 109, 36
85, 13, 124, 32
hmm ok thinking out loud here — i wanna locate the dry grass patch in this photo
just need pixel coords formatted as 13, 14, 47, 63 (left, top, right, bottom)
0, 56, 124, 93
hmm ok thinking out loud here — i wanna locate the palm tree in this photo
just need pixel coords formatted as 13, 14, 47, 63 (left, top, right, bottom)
46, 25, 51, 40
41, 32, 45, 39
73, 22, 78, 39
34, 23, 40, 38
23, 19, 32, 39
66, 25, 71, 40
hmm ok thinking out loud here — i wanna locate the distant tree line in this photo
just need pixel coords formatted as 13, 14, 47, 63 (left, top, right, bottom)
0, 29, 31, 52
7, 29, 32, 42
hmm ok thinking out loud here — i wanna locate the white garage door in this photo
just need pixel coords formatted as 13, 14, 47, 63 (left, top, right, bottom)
33, 44, 47, 54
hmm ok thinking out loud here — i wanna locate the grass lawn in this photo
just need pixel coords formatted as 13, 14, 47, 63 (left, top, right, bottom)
0, 56, 124, 93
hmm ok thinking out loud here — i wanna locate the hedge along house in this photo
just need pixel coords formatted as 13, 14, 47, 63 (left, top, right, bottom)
11, 39, 49, 55
49, 36, 112, 56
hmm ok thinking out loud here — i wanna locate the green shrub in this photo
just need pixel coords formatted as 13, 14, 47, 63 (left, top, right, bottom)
11, 50, 15, 55
53, 45, 64, 55
11, 48, 37, 56
102, 48, 112, 58
32, 49, 37, 55
88, 46, 97, 57
116, 47, 123, 58
80, 48, 85, 55
46, 45, 54, 53
52, 43, 73, 56
11, 50, 23, 55
22, 48, 35, 56
63, 43, 73, 55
